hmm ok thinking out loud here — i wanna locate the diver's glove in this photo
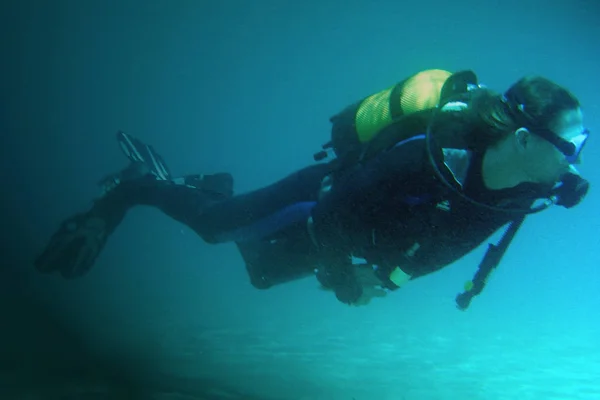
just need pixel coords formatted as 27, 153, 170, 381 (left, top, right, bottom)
34, 195, 128, 278
555, 172, 589, 209
315, 260, 362, 305
315, 255, 362, 304
315, 258, 389, 305
350, 265, 390, 306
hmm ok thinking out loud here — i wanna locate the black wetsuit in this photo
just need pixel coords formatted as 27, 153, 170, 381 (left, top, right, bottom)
109, 132, 549, 304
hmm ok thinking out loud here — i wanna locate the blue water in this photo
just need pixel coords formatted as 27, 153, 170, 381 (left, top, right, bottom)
2, 0, 599, 398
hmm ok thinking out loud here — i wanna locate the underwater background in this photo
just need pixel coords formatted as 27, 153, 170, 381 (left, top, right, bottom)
2, 0, 600, 398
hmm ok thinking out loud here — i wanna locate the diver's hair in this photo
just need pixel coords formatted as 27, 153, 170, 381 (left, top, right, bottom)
505, 76, 580, 128
463, 88, 513, 149
464, 76, 580, 150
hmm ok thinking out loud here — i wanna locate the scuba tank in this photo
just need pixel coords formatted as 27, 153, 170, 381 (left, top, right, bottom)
313, 69, 479, 168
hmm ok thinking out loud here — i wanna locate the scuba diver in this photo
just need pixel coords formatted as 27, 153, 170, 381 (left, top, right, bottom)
35, 69, 590, 309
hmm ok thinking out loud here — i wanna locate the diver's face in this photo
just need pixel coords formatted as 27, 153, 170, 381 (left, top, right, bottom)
521, 108, 585, 184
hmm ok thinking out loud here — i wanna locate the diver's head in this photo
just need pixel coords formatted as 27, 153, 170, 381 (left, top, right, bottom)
476, 76, 588, 189
503, 76, 587, 184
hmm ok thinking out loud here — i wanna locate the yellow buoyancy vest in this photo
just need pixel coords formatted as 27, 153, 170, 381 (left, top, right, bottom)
354, 69, 452, 143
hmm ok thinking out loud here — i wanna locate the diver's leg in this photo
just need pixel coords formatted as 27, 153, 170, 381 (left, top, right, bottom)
110, 160, 334, 289
117, 166, 340, 291
189, 163, 332, 288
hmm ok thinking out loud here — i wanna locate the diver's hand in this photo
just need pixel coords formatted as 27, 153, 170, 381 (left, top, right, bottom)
350, 266, 389, 306
334, 280, 362, 305
351, 285, 389, 306
555, 172, 589, 209
316, 265, 362, 305
317, 264, 389, 306
316, 259, 390, 305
